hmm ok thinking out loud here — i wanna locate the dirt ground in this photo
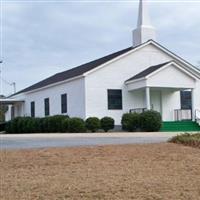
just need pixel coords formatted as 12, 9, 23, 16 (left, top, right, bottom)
1, 143, 200, 200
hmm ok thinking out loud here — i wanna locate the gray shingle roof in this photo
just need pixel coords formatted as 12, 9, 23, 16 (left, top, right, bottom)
11, 39, 199, 97
12, 46, 135, 96
125, 62, 171, 82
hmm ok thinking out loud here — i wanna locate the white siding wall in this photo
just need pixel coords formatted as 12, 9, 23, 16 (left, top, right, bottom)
7, 43, 200, 124
5, 93, 26, 121
5, 106, 12, 121
16, 78, 86, 119
85, 44, 178, 125
85, 44, 200, 124
161, 90, 180, 121
194, 81, 200, 111
147, 66, 196, 89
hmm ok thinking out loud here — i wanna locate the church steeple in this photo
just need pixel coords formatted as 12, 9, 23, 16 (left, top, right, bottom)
132, 0, 156, 47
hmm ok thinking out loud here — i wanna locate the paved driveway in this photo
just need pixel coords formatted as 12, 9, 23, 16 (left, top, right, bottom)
0, 132, 179, 150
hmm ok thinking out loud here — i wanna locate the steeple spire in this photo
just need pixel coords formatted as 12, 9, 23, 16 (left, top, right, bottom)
132, 0, 156, 47
137, 0, 152, 28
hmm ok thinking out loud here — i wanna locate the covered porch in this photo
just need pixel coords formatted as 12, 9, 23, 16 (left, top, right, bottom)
125, 61, 198, 122
0, 98, 25, 121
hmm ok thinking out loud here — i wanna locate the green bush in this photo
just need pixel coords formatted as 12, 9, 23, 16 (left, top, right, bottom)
6, 117, 23, 133
5, 115, 69, 133
21, 117, 42, 133
100, 117, 114, 132
33, 118, 43, 133
40, 116, 48, 133
24, 117, 35, 133
68, 117, 86, 133
5, 121, 13, 133
121, 113, 140, 132
29, 117, 40, 133
45, 115, 69, 132
85, 117, 100, 132
140, 110, 162, 132
19, 117, 28, 133
0, 122, 6, 132
61, 118, 70, 133
5, 117, 36, 133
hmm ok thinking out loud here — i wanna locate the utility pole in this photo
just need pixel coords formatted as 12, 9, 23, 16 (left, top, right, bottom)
0, 60, 16, 94
12, 82, 16, 94
0, 60, 2, 95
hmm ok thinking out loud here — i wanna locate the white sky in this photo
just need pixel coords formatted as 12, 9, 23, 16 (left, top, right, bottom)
1, 0, 200, 96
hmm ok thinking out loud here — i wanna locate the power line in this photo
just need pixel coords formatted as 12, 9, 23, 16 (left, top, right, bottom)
0, 61, 16, 94
0, 77, 16, 94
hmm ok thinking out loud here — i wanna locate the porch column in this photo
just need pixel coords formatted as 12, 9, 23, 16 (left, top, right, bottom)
7, 105, 12, 121
21, 103, 25, 117
145, 87, 151, 110
191, 88, 195, 121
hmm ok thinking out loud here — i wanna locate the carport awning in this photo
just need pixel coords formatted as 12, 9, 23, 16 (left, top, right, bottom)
125, 61, 198, 91
0, 98, 24, 105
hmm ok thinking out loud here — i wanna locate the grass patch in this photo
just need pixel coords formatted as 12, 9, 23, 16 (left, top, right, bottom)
1, 144, 200, 200
169, 133, 200, 148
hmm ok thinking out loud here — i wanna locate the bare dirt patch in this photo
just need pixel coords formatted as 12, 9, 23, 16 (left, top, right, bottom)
1, 143, 200, 200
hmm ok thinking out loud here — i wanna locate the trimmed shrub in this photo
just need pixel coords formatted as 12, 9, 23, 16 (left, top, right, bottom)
61, 118, 70, 133
39, 117, 49, 133
39, 115, 69, 133
24, 117, 35, 133
68, 117, 86, 133
5, 115, 69, 133
85, 117, 100, 132
121, 113, 140, 132
6, 117, 23, 133
100, 117, 114, 132
0, 122, 6, 132
46, 115, 69, 133
33, 118, 43, 133
5, 121, 12, 133
140, 110, 162, 132
5, 117, 35, 133
27, 117, 42, 133
18, 117, 28, 133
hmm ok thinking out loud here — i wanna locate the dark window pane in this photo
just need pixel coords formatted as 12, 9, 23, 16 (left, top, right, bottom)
61, 94, 67, 114
108, 89, 122, 110
181, 91, 191, 109
44, 98, 50, 116
31, 101, 35, 117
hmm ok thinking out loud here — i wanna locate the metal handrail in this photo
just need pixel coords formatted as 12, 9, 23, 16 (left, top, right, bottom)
174, 109, 192, 121
130, 108, 147, 113
195, 109, 200, 126
195, 109, 200, 121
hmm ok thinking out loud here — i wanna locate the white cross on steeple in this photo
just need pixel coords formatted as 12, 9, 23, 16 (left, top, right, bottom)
132, 0, 156, 47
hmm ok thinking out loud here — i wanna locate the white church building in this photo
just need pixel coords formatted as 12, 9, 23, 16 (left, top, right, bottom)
3, 0, 200, 126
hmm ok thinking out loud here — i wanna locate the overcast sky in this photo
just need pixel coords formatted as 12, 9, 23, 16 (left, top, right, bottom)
1, 0, 200, 96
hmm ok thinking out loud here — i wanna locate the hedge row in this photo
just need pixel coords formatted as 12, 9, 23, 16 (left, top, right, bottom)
121, 110, 162, 132
5, 116, 115, 133
5, 110, 161, 133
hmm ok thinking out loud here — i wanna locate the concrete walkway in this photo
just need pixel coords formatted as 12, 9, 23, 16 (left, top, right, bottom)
0, 132, 180, 150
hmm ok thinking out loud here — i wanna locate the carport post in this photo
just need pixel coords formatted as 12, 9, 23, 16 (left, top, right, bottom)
145, 87, 151, 110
